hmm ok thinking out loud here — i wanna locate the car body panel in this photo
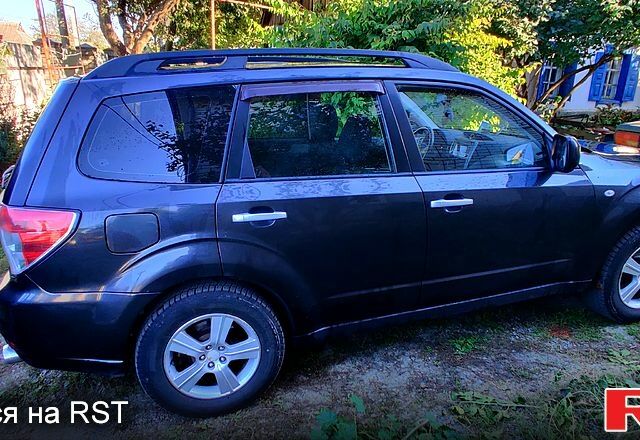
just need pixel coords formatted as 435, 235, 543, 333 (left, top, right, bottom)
415, 168, 596, 305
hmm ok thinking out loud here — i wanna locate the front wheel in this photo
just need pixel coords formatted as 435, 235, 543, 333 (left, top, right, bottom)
590, 226, 640, 322
135, 281, 285, 417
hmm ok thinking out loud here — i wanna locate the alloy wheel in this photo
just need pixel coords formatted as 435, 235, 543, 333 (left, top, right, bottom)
163, 313, 261, 399
619, 249, 640, 309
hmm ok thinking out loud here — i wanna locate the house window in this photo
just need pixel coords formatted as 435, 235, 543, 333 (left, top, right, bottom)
601, 58, 623, 100
540, 64, 562, 98
589, 51, 640, 103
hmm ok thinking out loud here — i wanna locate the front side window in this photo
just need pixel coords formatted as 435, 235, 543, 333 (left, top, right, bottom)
245, 91, 391, 178
397, 86, 547, 172
79, 85, 236, 183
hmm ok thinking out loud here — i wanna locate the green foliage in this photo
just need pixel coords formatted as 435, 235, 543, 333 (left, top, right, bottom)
0, 118, 20, 168
321, 92, 377, 132
536, 0, 640, 67
311, 408, 357, 440
266, 0, 527, 97
151, 0, 640, 107
160, 0, 266, 49
311, 395, 458, 439
590, 105, 640, 128
451, 335, 483, 355
451, 391, 517, 435
627, 322, 640, 340
0, 107, 41, 170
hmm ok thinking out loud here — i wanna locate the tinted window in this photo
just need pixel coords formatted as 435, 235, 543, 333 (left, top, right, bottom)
246, 91, 391, 178
79, 85, 236, 183
397, 86, 547, 171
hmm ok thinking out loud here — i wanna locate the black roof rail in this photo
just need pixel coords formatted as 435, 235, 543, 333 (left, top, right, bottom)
85, 48, 457, 80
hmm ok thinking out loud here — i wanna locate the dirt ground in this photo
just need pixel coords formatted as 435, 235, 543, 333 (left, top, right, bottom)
1, 294, 639, 439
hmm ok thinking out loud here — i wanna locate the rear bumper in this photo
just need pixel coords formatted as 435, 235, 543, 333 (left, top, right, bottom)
0, 272, 158, 373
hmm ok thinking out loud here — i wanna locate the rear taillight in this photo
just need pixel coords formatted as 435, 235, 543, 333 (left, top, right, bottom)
0, 205, 78, 274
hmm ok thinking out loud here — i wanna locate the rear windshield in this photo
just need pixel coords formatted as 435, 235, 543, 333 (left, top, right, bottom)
78, 85, 236, 184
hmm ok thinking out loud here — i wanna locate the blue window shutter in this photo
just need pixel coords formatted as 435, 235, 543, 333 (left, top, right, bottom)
588, 52, 607, 102
536, 64, 547, 100
618, 54, 640, 102
559, 62, 578, 98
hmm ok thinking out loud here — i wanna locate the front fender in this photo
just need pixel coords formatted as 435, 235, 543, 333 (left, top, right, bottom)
592, 186, 640, 274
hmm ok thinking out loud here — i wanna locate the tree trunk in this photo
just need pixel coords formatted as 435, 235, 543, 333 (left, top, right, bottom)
94, 0, 181, 55
551, 64, 600, 118
525, 64, 542, 108
94, 0, 128, 55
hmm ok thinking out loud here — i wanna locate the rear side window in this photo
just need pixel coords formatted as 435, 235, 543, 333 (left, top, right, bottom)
79, 85, 236, 183
246, 91, 392, 178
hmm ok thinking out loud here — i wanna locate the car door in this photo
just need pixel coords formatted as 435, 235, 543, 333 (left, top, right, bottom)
388, 81, 597, 307
216, 81, 426, 330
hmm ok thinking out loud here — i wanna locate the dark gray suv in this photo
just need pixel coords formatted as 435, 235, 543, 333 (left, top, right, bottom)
0, 48, 638, 417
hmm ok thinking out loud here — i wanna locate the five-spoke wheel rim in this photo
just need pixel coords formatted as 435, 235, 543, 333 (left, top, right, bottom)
619, 249, 640, 309
163, 313, 261, 399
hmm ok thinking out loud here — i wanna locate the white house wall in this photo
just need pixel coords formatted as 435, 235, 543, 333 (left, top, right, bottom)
563, 50, 640, 113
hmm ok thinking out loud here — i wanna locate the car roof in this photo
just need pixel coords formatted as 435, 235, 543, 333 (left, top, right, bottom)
85, 48, 458, 80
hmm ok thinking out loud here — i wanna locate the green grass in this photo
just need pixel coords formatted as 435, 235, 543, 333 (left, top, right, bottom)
451, 335, 484, 355
312, 370, 640, 439
627, 322, 640, 340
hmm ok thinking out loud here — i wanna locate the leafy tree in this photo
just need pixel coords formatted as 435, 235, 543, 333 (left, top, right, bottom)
266, 0, 527, 97
92, 0, 182, 55
160, 0, 266, 50
496, 0, 640, 113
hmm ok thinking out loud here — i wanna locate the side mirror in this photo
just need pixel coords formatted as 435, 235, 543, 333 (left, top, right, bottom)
552, 134, 580, 172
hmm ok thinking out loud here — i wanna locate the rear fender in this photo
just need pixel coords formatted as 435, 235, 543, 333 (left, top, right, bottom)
105, 240, 222, 293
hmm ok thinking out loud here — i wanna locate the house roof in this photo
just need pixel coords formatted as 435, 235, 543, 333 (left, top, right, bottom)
0, 22, 33, 45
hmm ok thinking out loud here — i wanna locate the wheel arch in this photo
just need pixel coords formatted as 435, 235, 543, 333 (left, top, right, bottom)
592, 188, 640, 283
126, 275, 298, 362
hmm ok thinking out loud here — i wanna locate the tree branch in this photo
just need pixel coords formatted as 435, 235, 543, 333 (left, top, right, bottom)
132, 0, 181, 53
551, 63, 601, 118
533, 53, 614, 110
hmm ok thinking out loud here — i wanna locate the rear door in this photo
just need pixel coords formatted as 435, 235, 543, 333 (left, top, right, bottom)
216, 81, 426, 329
388, 82, 596, 307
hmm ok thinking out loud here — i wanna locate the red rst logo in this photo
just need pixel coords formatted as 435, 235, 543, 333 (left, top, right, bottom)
605, 388, 640, 432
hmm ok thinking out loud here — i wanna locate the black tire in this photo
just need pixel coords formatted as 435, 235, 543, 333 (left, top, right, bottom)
589, 226, 640, 323
135, 281, 285, 417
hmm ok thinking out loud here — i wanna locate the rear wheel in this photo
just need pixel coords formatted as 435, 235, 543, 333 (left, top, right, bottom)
135, 281, 285, 417
590, 226, 640, 322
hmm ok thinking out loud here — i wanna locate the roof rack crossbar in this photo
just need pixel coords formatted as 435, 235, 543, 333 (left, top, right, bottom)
86, 48, 457, 80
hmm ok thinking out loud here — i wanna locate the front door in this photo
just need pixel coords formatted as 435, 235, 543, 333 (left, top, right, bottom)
390, 82, 597, 306
216, 81, 426, 329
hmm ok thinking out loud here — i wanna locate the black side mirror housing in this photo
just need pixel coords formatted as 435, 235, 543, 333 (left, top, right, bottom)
552, 134, 580, 172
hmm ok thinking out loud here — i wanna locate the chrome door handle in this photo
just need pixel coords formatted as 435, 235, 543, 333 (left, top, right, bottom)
430, 198, 474, 209
232, 212, 288, 223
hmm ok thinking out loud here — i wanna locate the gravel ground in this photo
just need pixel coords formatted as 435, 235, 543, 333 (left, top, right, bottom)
1, 294, 639, 439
